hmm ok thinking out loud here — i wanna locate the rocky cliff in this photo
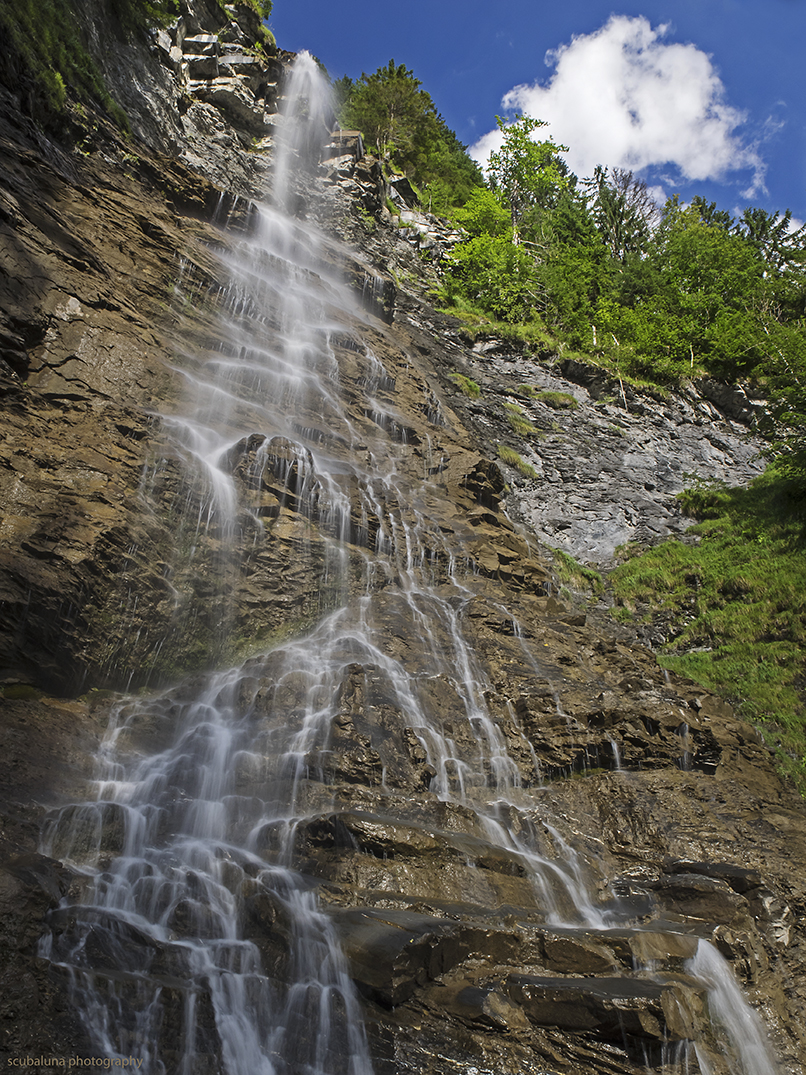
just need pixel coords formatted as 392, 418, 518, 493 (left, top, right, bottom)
1, 4, 806, 1074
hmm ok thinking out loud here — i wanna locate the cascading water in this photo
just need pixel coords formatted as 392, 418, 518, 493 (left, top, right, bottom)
41, 55, 374, 1075
687, 942, 778, 1075
40, 52, 779, 1075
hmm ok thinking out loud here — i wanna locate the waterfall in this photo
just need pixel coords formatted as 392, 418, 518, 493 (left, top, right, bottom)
687, 941, 778, 1075
39, 53, 780, 1075
42, 54, 374, 1075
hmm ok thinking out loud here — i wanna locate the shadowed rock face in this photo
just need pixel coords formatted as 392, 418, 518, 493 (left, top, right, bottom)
2, 4, 806, 1074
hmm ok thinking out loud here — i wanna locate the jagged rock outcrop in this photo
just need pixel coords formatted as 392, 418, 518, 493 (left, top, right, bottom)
455, 352, 765, 563
2, 4, 806, 1074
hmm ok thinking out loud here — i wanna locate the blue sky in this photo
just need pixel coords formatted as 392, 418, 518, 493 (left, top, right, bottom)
270, 0, 806, 223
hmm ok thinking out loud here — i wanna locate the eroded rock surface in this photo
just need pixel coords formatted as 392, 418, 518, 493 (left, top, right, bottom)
398, 335, 766, 565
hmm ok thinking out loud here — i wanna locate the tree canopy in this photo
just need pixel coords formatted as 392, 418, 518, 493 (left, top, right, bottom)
336, 60, 483, 213
437, 119, 806, 485
487, 115, 569, 240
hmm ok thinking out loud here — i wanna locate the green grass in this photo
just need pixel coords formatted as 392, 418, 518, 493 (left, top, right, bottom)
611, 605, 634, 623
559, 349, 672, 398
435, 298, 557, 354
551, 548, 604, 594
459, 319, 556, 353
518, 387, 579, 410
503, 402, 537, 436
450, 372, 481, 398
497, 444, 538, 478
611, 468, 806, 790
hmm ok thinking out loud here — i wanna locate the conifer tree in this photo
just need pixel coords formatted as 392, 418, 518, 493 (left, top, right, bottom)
337, 60, 482, 210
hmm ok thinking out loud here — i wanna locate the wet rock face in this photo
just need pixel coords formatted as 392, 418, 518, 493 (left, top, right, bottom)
12, 602, 806, 1073
2, 5, 806, 1074
0, 103, 537, 695
0, 695, 103, 1058
0, 106, 226, 690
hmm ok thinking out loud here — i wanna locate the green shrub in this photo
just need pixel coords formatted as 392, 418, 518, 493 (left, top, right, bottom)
450, 373, 481, 398
497, 444, 537, 478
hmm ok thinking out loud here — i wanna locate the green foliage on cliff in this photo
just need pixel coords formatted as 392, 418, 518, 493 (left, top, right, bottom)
111, 0, 178, 32
525, 389, 578, 410
449, 372, 481, 398
0, 0, 177, 128
502, 402, 537, 436
497, 444, 537, 477
611, 469, 806, 788
447, 230, 542, 322
437, 120, 806, 485
218, 0, 273, 29
336, 60, 483, 213
551, 549, 603, 594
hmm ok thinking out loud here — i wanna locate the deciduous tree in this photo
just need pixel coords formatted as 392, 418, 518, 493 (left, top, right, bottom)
487, 115, 569, 241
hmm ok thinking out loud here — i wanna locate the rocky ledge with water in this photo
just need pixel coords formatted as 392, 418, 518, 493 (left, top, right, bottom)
2, 3, 806, 1074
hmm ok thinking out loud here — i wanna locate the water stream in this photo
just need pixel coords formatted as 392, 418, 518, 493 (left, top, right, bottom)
40, 53, 779, 1075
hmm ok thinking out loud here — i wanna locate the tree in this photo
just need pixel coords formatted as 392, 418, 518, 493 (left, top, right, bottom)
487, 115, 569, 241
337, 61, 483, 211
735, 207, 806, 274
453, 187, 511, 238
586, 166, 659, 261
338, 60, 438, 171
689, 196, 733, 230
415, 114, 484, 213
532, 190, 608, 343
446, 233, 542, 322
588, 199, 770, 381
761, 324, 806, 486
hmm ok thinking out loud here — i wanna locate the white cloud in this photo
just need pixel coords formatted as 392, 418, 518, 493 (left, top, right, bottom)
471, 15, 765, 195
645, 184, 668, 208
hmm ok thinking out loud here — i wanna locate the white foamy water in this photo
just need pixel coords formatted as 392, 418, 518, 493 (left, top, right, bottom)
688, 940, 778, 1075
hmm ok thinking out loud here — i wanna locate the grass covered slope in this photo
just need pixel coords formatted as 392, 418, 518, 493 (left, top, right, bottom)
611, 469, 806, 788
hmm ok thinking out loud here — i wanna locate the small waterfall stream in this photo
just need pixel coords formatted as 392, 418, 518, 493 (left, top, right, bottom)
40, 54, 779, 1075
